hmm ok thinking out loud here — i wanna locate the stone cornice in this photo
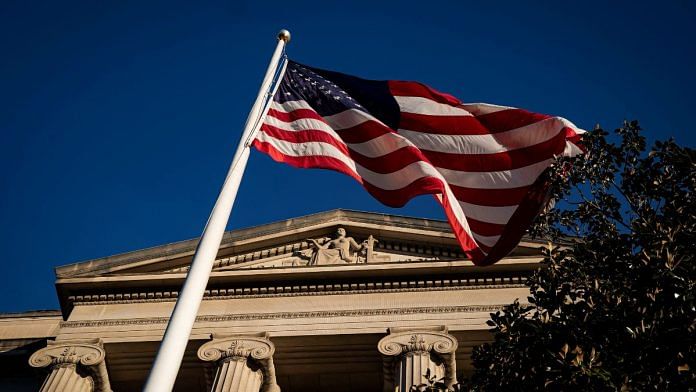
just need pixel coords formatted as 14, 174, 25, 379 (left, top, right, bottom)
59, 304, 506, 329
57, 257, 541, 288
0, 310, 62, 319
59, 258, 537, 312
64, 268, 527, 307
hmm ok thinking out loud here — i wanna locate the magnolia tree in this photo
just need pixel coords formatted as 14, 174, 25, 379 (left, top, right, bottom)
461, 122, 695, 391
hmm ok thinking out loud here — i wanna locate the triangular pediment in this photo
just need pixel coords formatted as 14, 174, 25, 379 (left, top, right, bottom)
55, 209, 546, 279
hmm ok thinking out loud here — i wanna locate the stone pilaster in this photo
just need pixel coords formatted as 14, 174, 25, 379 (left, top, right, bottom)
197, 333, 280, 392
377, 327, 457, 392
28, 339, 111, 392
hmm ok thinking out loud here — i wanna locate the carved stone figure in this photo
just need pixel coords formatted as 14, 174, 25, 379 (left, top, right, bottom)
295, 227, 389, 265
307, 227, 365, 265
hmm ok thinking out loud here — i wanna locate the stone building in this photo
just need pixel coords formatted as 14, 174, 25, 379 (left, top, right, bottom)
0, 209, 543, 391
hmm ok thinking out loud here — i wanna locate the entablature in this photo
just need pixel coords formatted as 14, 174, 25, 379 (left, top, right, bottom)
56, 258, 540, 318
52, 209, 550, 319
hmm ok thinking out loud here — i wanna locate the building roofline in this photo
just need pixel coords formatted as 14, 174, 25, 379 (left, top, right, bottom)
54, 209, 456, 278
53, 208, 559, 280
0, 309, 62, 319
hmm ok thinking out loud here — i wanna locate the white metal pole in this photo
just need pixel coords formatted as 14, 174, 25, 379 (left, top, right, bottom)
142, 29, 291, 392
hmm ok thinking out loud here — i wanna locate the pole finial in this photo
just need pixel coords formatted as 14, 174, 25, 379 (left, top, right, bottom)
278, 29, 291, 43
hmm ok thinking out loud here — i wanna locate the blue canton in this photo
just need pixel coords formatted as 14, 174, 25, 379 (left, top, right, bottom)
273, 60, 401, 130
275, 62, 365, 117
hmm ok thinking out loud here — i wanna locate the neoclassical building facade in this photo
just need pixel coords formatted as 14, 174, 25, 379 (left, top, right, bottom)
0, 210, 543, 391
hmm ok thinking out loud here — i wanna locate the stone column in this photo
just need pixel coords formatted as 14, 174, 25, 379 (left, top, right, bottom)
378, 327, 458, 392
28, 339, 111, 392
197, 333, 280, 392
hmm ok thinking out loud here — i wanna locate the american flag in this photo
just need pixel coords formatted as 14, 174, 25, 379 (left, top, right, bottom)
253, 60, 584, 265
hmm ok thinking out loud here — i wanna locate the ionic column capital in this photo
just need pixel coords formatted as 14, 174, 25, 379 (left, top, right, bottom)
378, 327, 458, 391
377, 327, 458, 357
29, 339, 112, 392
198, 333, 280, 392
198, 334, 275, 363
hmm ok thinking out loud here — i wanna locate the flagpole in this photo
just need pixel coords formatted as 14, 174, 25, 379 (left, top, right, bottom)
142, 29, 291, 392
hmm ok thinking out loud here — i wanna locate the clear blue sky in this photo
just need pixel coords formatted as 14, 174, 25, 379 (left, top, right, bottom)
1, 1, 694, 312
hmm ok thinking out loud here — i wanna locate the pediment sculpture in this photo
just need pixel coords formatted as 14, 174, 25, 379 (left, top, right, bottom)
298, 227, 387, 265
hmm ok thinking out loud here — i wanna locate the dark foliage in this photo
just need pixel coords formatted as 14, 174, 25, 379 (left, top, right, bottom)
464, 122, 696, 391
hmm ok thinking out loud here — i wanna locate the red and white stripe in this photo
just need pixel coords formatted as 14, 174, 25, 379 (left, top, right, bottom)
253, 80, 584, 265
